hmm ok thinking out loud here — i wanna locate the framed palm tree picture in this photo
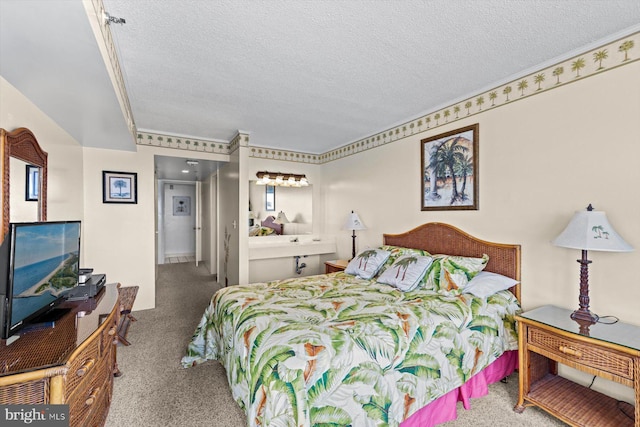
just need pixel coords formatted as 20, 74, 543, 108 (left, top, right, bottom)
103, 170, 138, 204
421, 124, 478, 211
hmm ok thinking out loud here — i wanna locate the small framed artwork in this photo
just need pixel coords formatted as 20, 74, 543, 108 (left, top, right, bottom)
421, 124, 479, 211
25, 165, 39, 201
173, 196, 191, 216
265, 185, 275, 211
103, 170, 138, 204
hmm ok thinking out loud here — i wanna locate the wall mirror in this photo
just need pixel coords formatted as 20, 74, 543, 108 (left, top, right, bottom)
249, 181, 312, 235
1, 127, 48, 239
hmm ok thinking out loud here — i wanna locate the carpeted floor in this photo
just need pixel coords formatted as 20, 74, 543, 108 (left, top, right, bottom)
105, 263, 566, 427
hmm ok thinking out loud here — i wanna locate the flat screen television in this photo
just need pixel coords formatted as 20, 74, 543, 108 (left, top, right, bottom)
0, 221, 81, 340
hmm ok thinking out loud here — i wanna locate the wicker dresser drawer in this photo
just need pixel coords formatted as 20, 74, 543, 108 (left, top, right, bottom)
67, 348, 111, 427
65, 334, 101, 394
100, 314, 118, 354
0, 378, 48, 404
528, 326, 634, 380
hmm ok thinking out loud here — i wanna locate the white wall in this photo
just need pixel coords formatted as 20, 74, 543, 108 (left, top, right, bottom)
81, 147, 156, 310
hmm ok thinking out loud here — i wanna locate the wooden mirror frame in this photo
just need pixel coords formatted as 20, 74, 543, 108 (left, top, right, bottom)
1, 127, 48, 239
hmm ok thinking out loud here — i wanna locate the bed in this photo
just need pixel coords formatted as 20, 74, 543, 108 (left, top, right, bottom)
182, 222, 522, 426
249, 215, 283, 236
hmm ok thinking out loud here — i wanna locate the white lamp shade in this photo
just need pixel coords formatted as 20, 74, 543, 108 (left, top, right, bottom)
552, 209, 633, 252
344, 211, 366, 231
273, 211, 290, 224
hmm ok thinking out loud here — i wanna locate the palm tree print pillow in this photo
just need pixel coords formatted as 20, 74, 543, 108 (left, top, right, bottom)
344, 248, 391, 279
376, 255, 434, 292
378, 245, 431, 273
422, 253, 489, 294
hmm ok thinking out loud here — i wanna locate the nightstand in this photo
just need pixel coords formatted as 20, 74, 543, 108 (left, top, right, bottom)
514, 305, 639, 426
325, 259, 348, 274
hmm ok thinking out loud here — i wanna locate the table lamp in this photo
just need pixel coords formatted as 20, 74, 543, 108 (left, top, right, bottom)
273, 211, 290, 233
552, 204, 633, 323
344, 210, 366, 259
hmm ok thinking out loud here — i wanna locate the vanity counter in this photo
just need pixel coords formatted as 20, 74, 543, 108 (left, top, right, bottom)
248, 235, 336, 260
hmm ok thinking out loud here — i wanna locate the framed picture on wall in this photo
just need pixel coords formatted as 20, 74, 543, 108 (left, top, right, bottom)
265, 185, 275, 211
25, 165, 39, 201
173, 196, 191, 216
420, 124, 479, 211
102, 170, 138, 204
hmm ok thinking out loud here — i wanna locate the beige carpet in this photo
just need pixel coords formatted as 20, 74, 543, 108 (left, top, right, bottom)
105, 263, 566, 427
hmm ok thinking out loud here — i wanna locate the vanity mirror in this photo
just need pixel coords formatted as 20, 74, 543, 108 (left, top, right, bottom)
249, 180, 312, 235
1, 127, 48, 239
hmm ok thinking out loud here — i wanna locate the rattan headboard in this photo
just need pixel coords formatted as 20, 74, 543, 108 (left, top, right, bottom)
383, 222, 521, 301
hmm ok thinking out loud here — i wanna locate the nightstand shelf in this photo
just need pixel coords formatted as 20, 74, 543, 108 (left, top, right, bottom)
514, 305, 639, 427
325, 259, 348, 274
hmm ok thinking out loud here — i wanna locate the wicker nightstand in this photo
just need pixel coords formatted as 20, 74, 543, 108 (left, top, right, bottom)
325, 259, 348, 274
514, 305, 639, 426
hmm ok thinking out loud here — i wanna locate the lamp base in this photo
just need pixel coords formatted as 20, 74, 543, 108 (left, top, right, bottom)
570, 308, 598, 324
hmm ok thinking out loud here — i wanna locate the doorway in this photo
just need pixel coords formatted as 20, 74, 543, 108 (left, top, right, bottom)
159, 182, 197, 264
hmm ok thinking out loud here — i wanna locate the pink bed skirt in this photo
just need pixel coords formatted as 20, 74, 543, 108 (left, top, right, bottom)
401, 350, 518, 427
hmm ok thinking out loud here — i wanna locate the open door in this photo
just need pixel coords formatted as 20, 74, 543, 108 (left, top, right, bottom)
195, 180, 202, 267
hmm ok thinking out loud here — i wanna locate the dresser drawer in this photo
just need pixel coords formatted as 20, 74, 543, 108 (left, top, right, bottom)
100, 314, 118, 353
0, 378, 48, 404
67, 348, 111, 427
528, 327, 634, 380
65, 333, 101, 394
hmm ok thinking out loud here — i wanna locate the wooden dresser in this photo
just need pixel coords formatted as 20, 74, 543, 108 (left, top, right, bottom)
0, 283, 121, 427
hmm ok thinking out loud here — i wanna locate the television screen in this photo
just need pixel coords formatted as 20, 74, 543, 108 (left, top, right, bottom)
7, 221, 80, 334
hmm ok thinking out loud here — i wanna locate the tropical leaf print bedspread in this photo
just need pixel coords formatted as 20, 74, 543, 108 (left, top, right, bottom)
182, 272, 520, 427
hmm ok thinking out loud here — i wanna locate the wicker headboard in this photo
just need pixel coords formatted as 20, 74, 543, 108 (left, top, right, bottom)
383, 222, 521, 301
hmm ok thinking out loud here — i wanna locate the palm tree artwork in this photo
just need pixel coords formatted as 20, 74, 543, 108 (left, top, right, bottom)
112, 179, 128, 197
533, 73, 545, 91
553, 66, 564, 84
422, 125, 477, 209
433, 137, 469, 204
619, 40, 634, 61
593, 49, 608, 70
571, 58, 586, 77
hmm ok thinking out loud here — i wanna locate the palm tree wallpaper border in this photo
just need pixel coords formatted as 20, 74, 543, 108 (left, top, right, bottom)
102, 170, 138, 204
421, 124, 478, 211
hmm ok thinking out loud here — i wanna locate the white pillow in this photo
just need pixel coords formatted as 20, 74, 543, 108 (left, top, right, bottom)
463, 271, 519, 298
377, 255, 433, 292
345, 249, 391, 279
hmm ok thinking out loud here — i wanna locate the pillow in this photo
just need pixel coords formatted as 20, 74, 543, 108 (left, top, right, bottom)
463, 271, 519, 298
377, 255, 434, 292
378, 245, 431, 274
422, 254, 489, 294
345, 249, 391, 279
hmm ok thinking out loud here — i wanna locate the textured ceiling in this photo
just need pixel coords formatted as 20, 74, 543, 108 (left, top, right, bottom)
102, 0, 640, 154
1, 1, 639, 157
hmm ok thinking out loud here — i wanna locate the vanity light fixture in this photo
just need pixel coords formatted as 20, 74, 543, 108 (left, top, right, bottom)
256, 171, 309, 187
552, 204, 633, 324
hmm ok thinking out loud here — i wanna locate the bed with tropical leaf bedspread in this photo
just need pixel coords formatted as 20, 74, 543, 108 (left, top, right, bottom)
182, 223, 522, 427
